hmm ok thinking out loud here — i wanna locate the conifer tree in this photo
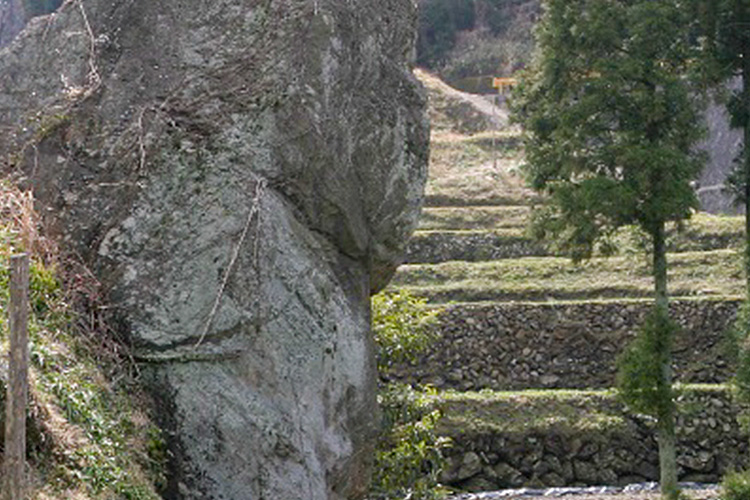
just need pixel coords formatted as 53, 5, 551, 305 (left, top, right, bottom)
512, 1, 705, 498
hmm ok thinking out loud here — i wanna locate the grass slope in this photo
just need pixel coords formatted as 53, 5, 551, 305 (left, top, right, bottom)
409, 213, 745, 264
392, 249, 743, 303
434, 384, 732, 436
418, 206, 531, 231
0, 185, 163, 499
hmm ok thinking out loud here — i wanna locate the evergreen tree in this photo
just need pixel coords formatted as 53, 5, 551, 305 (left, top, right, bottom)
511, 1, 705, 498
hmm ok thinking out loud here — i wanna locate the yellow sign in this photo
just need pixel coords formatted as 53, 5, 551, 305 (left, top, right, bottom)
493, 77, 517, 93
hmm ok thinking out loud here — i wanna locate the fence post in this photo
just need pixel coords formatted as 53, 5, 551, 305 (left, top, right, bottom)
4, 253, 30, 500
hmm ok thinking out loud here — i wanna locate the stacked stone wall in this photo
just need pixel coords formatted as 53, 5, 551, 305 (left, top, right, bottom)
440, 389, 749, 491
405, 232, 547, 263
389, 299, 740, 390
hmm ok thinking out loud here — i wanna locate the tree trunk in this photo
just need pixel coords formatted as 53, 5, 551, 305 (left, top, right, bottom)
653, 221, 679, 500
657, 417, 679, 500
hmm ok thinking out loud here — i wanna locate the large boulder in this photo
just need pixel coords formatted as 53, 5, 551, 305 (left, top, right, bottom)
0, 1, 428, 498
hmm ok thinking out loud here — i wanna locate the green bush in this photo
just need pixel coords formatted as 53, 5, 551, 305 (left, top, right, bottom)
729, 300, 750, 404
722, 470, 750, 500
616, 310, 679, 418
369, 291, 449, 500
372, 291, 439, 373
369, 384, 450, 500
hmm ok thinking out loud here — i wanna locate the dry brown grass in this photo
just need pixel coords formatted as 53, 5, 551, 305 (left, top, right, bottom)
414, 69, 538, 207
0, 181, 56, 263
426, 132, 535, 207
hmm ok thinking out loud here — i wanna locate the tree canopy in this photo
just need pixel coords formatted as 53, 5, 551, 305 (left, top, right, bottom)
513, 0, 705, 261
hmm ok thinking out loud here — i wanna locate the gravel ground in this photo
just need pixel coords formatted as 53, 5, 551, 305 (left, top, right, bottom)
449, 483, 721, 500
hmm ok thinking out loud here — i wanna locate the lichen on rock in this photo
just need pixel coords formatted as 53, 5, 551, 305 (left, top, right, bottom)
0, 1, 428, 498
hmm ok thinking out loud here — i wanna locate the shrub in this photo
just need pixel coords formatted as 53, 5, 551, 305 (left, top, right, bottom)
729, 300, 750, 403
372, 291, 439, 373
723, 470, 750, 500
369, 384, 450, 500
369, 291, 449, 500
616, 310, 679, 419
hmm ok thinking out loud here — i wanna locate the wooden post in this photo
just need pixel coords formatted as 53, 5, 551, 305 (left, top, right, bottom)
4, 253, 30, 500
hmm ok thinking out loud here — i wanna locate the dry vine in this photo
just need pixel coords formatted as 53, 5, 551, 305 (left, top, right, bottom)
194, 178, 267, 347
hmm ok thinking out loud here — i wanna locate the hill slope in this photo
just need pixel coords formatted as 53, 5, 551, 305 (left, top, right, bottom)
387, 71, 748, 495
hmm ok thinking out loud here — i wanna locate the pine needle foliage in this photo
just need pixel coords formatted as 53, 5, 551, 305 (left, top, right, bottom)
512, 0, 705, 260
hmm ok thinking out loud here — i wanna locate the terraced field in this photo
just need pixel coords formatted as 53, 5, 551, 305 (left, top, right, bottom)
389, 71, 748, 496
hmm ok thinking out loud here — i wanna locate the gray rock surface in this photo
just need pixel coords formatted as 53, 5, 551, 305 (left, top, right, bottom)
0, 0, 25, 47
697, 80, 744, 214
0, 1, 428, 499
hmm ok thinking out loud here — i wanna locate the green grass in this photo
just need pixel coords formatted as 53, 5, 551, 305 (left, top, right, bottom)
0, 188, 163, 499
418, 206, 531, 231
433, 384, 731, 436
411, 212, 744, 266
391, 249, 744, 303
415, 211, 742, 249
666, 212, 744, 252
434, 388, 624, 436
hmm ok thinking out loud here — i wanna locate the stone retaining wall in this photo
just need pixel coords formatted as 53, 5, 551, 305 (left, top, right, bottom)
405, 232, 548, 263
389, 299, 740, 390
440, 389, 749, 492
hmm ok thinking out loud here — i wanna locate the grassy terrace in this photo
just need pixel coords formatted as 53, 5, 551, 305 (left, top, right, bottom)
426, 131, 537, 207
433, 385, 730, 436
414, 211, 743, 252
391, 249, 744, 303
418, 206, 531, 231
436, 388, 624, 436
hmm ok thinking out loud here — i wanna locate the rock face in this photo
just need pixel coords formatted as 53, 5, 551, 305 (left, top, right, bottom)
697, 80, 744, 214
0, 1, 428, 499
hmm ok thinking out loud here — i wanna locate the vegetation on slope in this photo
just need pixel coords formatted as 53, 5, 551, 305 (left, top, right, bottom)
435, 384, 734, 436
416, 0, 541, 90
0, 185, 163, 499
370, 291, 449, 500
393, 249, 743, 304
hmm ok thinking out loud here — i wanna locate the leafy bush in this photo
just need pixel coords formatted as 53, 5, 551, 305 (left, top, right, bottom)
369, 291, 449, 500
369, 384, 450, 500
372, 291, 439, 373
616, 310, 679, 418
729, 300, 750, 404
723, 470, 750, 500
